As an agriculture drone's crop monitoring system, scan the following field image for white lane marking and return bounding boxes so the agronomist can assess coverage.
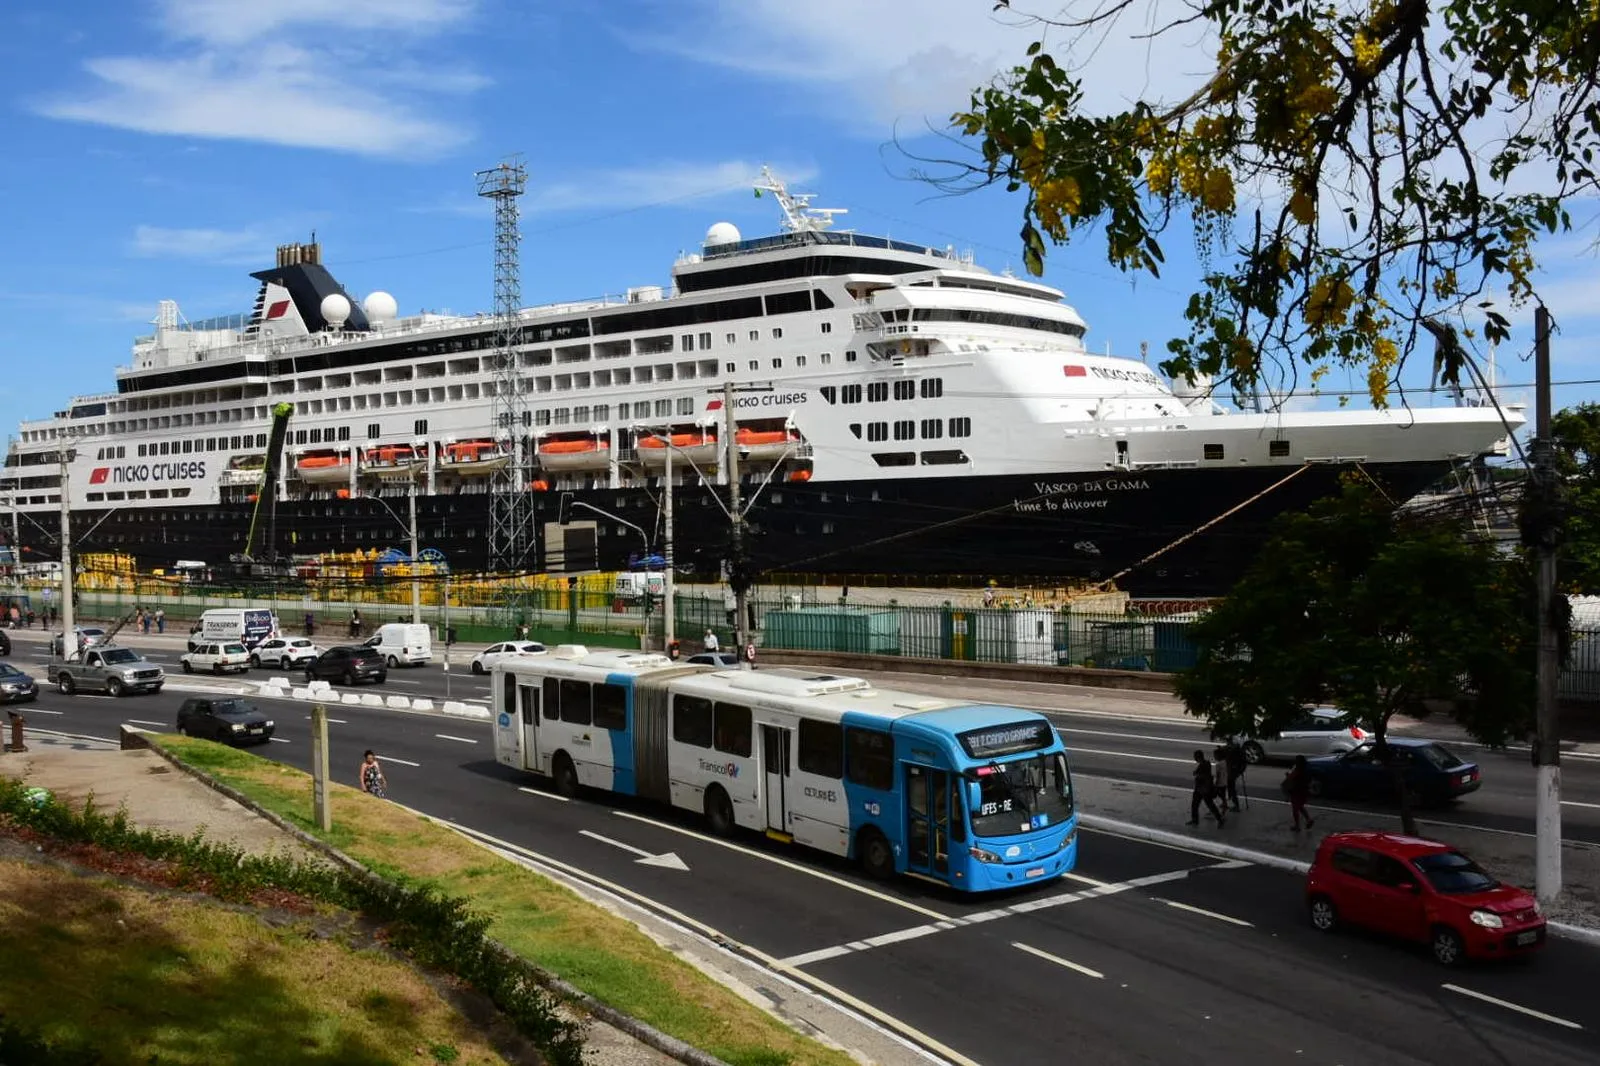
[1441,984,1584,1030]
[464,697,489,704]
[1058,725,1207,746]
[518,785,569,803]
[1156,898,1254,927]
[435,733,479,744]
[780,943,857,967]
[126,719,167,727]
[578,829,690,870]
[1562,800,1600,810]
[612,809,955,922]
[1012,941,1104,979]
[1067,745,1193,766]
[17,707,64,715]
[378,755,422,767]
[386,679,422,687]
[269,737,291,744]
[303,715,348,724]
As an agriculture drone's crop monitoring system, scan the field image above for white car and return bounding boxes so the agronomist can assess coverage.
[1237,707,1370,764]
[181,642,252,675]
[251,637,321,668]
[470,640,547,674]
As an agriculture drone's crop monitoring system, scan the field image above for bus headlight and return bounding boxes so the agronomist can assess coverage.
[1064,827,1078,848]
[968,846,1003,864]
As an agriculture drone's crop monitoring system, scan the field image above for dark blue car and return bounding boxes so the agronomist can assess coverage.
[1303,738,1481,807]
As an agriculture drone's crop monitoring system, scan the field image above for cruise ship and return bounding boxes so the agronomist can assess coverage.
[0,171,1519,595]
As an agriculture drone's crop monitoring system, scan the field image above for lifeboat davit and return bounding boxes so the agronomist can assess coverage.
[296,451,353,485]
[439,439,511,476]
[363,443,427,474]
[735,426,801,462]
[537,436,611,471]
[637,430,719,468]
[219,453,266,488]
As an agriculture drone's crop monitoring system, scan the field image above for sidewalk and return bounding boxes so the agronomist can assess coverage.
[1075,772,1600,933]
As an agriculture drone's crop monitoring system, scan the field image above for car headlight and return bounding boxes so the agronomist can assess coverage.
[264,721,274,729]
[968,846,1004,864]
[1470,909,1503,929]
[231,723,245,733]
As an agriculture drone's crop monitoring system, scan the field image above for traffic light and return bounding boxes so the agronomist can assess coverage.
[557,491,574,525]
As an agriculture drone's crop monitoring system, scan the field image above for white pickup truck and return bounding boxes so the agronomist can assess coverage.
[48,645,166,697]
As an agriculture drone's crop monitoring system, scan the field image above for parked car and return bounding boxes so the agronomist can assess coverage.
[469,640,547,674]
[251,636,321,669]
[1306,831,1545,965]
[1238,707,1369,764]
[0,662,38,702]
[47,645,164,697]
[1302,738,1480,806]
[180,642,252,675]
[685,651,740,669]
[50,627,108,656]
[304,645,388,685]
[175,696,275,745]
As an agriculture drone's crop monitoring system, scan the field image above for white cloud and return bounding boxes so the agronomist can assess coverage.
[129,225,265,261]
[526,160,819,216]
[33,0,478,158]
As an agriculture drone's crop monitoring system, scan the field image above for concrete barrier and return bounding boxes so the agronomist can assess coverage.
[341,692,363,705]
[385,695,411,710]
[411,698,435,712]
[290,687,311,700]
[360,693,385,708]
[269,676,292,688]
[440,701,491,719]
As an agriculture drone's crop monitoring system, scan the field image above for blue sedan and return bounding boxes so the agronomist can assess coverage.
[1302,738,1481,807]
[0,662,39,703]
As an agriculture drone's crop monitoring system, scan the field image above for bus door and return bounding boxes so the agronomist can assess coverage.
[517,683,541,771]
[904,764,951,878]
[494,671,521,768]
[760,724,791,837]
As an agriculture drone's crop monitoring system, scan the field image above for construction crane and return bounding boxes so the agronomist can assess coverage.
[244,402,294,564]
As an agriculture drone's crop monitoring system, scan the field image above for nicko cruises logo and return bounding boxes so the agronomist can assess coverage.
[88,461,208,485]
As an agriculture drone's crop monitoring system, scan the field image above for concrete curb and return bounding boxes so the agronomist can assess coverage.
[1080,812,1600,946]
[135,729,734,1066]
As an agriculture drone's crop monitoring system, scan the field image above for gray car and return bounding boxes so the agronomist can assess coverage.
[1238,707,1370,764]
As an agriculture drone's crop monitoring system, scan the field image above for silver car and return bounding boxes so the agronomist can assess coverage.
[1238,707,1370,764]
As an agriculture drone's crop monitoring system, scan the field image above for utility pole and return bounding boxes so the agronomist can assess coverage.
[408,476,421,625]
[722,382,747,653]
[1532,305,1563,906]
[662,433,676,651]
[310,703,332,832]
[57,442,76,659]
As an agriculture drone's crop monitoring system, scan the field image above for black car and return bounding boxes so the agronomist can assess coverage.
[175,697,275,745]
[0,629,10,656]
[1303,738,1481,807]
[0,662,37,702]
[304,645,388,685]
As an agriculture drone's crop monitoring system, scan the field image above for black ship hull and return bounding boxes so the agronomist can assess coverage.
[28,460,1452,597]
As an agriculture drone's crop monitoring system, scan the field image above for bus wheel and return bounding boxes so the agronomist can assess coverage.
[858,827,894,881]
[703,786,735,838]
[552,753,580,799]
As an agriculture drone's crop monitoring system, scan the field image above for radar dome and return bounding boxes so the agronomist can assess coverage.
[704,222,741,248]
[319,293,351,328]
[363,291,398,323]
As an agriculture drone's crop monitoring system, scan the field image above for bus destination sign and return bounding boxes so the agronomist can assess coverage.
[959,721,1054,760]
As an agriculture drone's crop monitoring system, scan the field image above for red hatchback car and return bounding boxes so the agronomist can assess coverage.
[1306,831,1546,965]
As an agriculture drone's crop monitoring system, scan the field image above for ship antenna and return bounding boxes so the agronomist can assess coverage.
[755,165,848,234]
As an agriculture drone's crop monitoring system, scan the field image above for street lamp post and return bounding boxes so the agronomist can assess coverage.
[408,476,421,625]
[661,433,675,651]
[57,441,77,659]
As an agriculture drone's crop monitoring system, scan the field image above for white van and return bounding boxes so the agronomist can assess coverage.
[188,607,277,651]
[365,622,432,667]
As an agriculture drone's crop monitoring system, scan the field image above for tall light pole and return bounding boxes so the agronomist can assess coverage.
[57,441,77,658]
[408,475,421,625]
[722,381,747,654]
[1532,305,1563,906]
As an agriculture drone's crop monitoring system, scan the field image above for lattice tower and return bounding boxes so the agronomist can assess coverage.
[476,158,532,573]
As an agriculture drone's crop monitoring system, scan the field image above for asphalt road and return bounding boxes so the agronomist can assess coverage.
[6,631,1600,1064]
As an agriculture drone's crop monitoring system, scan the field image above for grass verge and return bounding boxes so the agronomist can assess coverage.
[158,735,857,1066]
[0,857,507,1066]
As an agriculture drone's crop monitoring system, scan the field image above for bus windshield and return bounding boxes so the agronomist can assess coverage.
[970,752,1073,837]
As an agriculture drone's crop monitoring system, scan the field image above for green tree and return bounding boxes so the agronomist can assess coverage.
[1553,403,1600,593]
[1175,480,1537,834]
[951,1,1600,405]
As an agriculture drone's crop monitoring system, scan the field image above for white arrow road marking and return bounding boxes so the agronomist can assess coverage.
[579,829,690,871]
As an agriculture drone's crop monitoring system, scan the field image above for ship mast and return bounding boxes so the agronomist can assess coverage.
[754,166,848,234]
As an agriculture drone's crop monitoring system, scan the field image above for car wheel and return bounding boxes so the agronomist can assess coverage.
[212,663,224,676]
[1308,895,1339,933]
[703,785,735,837]
[1307,777,1326,798]
[1242,741,1265,765]
[58,674,75,695]
[304,667,316,683]
[1432,925,1466,967]
[182,661,193,674]
[387,654,399,669]
[250,654,260,668]
[106,677,125,698]
[552,753,580,799]
[858,827,895,881]
[471,660,485,675]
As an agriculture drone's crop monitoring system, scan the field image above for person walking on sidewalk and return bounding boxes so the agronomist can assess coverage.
[359,750,388,799]
[1285,755,1316,831]
[1188,749,1226,827]
[1222,739,1248,811]
[154,607,166,634]
[1211,745,1229,805]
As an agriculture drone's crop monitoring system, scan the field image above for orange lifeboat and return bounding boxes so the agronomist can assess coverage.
[538,436,611,471]
[639,432,714,449]
[637,429,720,469]
[439,439,511,476]
[787,469,813,482]
[296,452,352,484]
[735,426,801,462]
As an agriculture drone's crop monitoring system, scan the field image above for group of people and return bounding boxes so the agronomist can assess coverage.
[132,606,167,634]
[1189,743,1317,831]
[5,603,36,629]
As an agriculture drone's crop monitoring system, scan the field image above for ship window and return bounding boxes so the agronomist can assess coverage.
[821,322,832,334]
[849,423,862,438]
[1204,443,1224,460]
[948,417,972,438]
[105,491,126,501]
[310,428,324,444]
[765,291,811,316]
[256,433,267,447]
[846,350,858,362]
[867,382,888,403]
[574,405,591,422]
[726,333,736,344]
[772,327,783,339]
[921,378,944,398]
[699,332,712,349]
[521,411,533,427]
[894,380,915,401]
[231,436,243,449]
[677,397,694,416]
[633,402,650,418]
[748,360,758,370]
[797,356,807,367]
[414,419,428,435]
[871,452,916,467]
[594,404,611,421]
[338,426,351,441]
[137,444,147,457]
[367,423,380,439]
[126,490,146,500]
[654,399,672,418]
[921,419,943,439]
[867,422,888,442]
[841,384,862,404]
[86,492,105,503]
[820,386,837,404]
[921,450,969,466]
[772,358,782,368]
[726,362,736,373]
[750,330,759,341]
[554,409,571,425]
[893,420,915,440]
[1270,439,1290,457]
[682,334,695,352]
[821,353,832,365]
[536,410,552,426]
[159,442,171,455]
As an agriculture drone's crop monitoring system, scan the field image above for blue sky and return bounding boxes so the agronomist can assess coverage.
[1,0,1596,447]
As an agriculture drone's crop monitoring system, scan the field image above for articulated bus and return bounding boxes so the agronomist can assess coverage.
[490,646,1078,891]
